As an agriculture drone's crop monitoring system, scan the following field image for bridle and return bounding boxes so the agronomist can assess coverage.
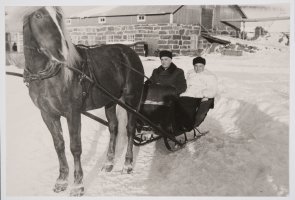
[23,45,63,86]
[23,44,47,55]
[23,11,65,86]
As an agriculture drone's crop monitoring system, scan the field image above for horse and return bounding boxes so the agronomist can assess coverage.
[22,6,144,196]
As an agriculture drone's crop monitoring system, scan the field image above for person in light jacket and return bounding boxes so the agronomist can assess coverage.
[181,56,218,127]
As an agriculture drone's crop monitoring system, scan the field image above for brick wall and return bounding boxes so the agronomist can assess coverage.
[8,23,204,57]
[68,23,202,56]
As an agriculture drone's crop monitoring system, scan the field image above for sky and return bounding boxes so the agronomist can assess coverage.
[5,4,290,32]
[241,4,290,32]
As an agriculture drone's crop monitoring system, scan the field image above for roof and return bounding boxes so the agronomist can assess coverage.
[201,33,231,45]
[70,5,182,18]
[231,5,247,18]
[220,21,241,31]
[240,4,289,19]
[220,16,289,22]
[69,6,117,18]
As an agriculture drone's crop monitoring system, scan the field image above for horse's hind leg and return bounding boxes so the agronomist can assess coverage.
[122,90,142,173]
[102,103,118,172]
[66,111,84,196]
[122,111,136,174]
[41,112,69,193]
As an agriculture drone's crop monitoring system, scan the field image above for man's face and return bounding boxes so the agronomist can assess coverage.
[194,63,205,73]
[161,57,172,69]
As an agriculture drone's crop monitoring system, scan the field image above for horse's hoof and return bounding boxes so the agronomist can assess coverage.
[121,164,133,174]
[101,160,114,172]
[53,182,68,193]
[101,164,113,172]
[70,185,84,196]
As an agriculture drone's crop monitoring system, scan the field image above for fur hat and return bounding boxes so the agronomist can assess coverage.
[193,56,206,65]
[159,50,172,59]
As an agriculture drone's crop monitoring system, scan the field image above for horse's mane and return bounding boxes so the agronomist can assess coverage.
[54,6,82,82]
[54,6,82,67]
[22,6,82,83]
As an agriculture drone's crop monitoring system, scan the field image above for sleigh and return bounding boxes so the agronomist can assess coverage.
[134,83,213,151]
[7,67,213,152]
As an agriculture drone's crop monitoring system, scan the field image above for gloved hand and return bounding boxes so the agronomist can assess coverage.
[144,79,152,85]
[201,97,209,102]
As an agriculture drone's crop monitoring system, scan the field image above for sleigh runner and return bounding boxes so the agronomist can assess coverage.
[134,83,212,151]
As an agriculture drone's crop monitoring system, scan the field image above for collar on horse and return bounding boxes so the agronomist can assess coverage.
[23,45,46,55]
[23,60,61,86]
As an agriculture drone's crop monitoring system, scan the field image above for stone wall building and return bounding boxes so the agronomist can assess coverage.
[5,5,247,56]
[66,5,247,56]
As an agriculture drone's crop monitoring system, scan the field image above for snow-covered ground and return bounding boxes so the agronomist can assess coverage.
[5,40,289,196]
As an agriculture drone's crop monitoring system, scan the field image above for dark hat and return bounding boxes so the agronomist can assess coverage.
[159,50,172,59]
[193,56,206,65]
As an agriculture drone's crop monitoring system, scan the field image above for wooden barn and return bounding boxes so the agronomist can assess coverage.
[67,5,246,56]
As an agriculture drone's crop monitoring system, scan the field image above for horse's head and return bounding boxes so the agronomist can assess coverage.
[28,7,69,62]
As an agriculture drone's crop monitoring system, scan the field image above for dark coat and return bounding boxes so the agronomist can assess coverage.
[149,62,187,95]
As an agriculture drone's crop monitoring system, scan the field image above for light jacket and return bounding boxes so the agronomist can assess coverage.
[181,69,218,98]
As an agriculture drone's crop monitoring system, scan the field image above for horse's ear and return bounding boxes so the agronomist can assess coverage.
[54,6,64,17]
[54,6,62,11]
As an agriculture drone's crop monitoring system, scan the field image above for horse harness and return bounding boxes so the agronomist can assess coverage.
[23,61,62,85]
[23,45,62,85]
[21,44,183,145]
[23,45,94,109]
[22,44,150,110]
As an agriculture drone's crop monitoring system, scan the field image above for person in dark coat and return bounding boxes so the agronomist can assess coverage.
[12,42,17,52]
[148,50,187,95]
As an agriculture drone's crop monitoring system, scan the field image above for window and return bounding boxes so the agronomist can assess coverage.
[137,15,146,22]
[98,17,106,24]
[65,19,71,25]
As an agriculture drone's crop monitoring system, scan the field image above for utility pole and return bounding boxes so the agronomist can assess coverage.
[243,21,245,40]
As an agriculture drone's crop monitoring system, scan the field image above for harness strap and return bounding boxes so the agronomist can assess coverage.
[23,61,61,85]
[77,52,94,110]
[124,63,150,80]
[75,43,150,81]
[23,45,46,55]
[71,51,183,146]
[63,64,183,146]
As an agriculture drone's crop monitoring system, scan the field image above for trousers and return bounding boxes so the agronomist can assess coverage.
[194,98,214,127]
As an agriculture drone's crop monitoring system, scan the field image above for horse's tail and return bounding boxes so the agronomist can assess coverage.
[137,83,146,112]
[118,44,145,112]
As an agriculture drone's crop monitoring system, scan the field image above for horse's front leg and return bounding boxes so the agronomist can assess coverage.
[40,111,69,193]
[66,111,84,196]
[102,103,118,172]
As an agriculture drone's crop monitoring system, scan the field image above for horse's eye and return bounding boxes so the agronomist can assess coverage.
[35,13,42,19]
